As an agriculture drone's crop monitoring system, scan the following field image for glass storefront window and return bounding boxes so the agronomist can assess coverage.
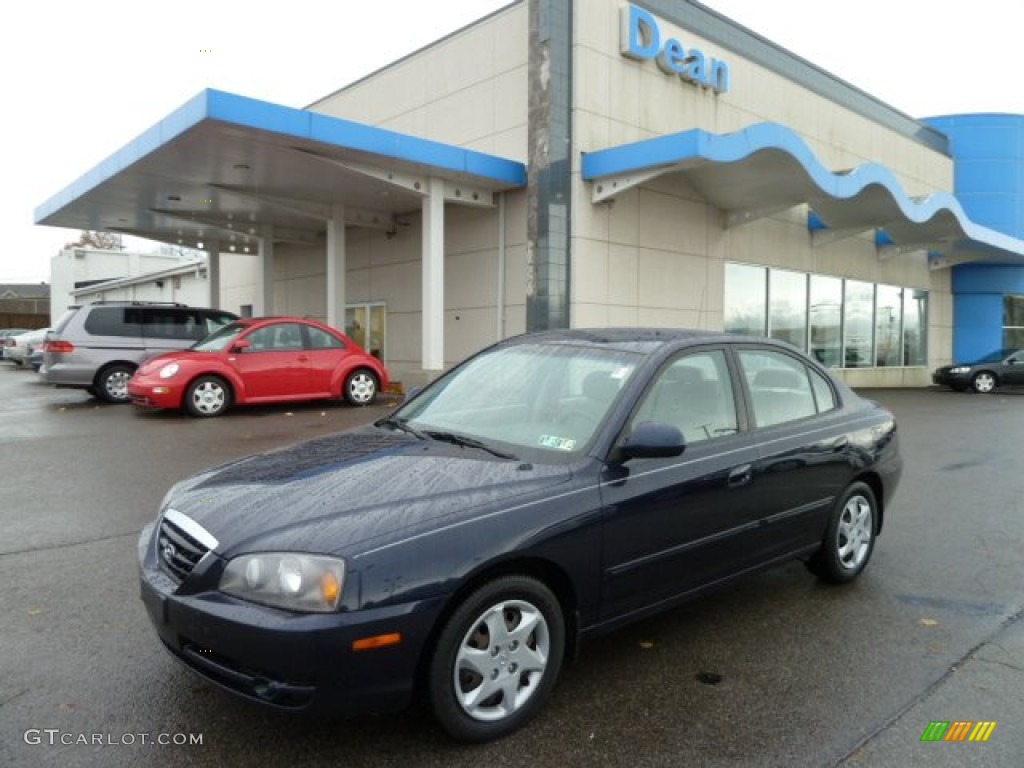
[875,285,903,367]
[843,280,874,368]
[809,275,842,367]
[904,289,928,365]
[768,269,807,349]
[345,303,386,361]
[1003,296,1024,350]
[723,264,928,369]
[724,263,767,336]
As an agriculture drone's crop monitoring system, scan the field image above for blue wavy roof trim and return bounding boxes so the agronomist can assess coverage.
[582,122,1024,260]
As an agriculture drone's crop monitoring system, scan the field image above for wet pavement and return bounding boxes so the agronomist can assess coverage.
[0,363,1021,766]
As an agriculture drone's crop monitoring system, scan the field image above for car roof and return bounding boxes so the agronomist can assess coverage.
[502,327,795,354]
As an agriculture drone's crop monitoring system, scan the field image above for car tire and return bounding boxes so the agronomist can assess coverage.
[808,481,877,584]
[343,369,378,406]
[96,364,136,404]
[185,375,231,417]
[971,371,996,394]
[428,575,565,742]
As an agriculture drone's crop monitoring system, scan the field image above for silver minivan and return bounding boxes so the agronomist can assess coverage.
[41,302,238,403]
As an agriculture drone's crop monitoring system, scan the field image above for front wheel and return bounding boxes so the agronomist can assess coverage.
[428,576,565,742]
[971,371,996,394]
[807,481,877,583]
[343,369,378,406]
[185,376,231,417]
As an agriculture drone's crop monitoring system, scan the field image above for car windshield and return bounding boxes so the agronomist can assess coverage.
[192,322,248,352]
[973,348,1019,364]
[390,342,643,461]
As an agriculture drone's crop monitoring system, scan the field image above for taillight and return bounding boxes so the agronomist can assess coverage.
[45,340,75,353]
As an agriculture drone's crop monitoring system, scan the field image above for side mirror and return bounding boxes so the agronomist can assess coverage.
[230,339,251,353]
[403,385,423,403]
[620,421,686,460]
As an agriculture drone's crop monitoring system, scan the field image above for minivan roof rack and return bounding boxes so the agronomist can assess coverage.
[86,301,190,307]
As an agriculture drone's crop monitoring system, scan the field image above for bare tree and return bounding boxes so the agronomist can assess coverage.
[64,230,124,250]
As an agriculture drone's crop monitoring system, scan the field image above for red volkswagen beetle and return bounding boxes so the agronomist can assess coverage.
[128,317,388,417]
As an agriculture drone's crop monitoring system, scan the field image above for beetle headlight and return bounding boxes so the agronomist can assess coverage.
[220,553,345,613]
[159,363,180,379]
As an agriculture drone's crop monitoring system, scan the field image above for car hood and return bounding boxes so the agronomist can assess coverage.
[136,349,213,374]
[163,426,571,556]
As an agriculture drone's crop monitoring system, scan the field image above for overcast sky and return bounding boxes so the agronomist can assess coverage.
[3,0,1022,283]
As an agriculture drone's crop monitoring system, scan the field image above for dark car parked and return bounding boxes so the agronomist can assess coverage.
[931,347,1024,393]
[138,329,901,741]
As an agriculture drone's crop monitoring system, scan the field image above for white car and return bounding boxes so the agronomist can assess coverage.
[5,328,49,367]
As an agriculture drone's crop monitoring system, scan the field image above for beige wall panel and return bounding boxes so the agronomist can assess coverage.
[636,307,702,328]
[275,276,326,319]
[636,248,711,310]
[368,262,421,313]
[636,190,707,256]
[424,82,497,148]
[572,302,611,328]
[446,251,498,309]
[446,207,500,256]
[368,223,421,266]
[310,5,527,155]
[607,304,639,327]
[445,308,498,365]
[346,269,371,303]
[345,230,372,271]
[573,239,610,304]
[607,186,640,245]
[504,304,526,336]
[607,243,639,306]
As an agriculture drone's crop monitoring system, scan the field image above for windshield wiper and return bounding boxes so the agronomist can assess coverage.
[422,430,518,460]
[376,416,428,440]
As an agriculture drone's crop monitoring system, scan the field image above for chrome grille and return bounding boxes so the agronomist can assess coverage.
[157,509,218,584]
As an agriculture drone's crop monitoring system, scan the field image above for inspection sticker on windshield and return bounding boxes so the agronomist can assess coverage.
[538,435,577,451]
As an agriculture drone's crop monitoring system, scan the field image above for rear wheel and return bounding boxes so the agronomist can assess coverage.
[428,576,565,742]
[96,364,136,403]
[808,481,877,583]
[344,369,378,406]
[185,376,231,417]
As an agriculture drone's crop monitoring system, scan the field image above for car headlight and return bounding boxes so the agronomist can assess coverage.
[159,363,180,379]
[949,366,971,374]
[219,553,345,613]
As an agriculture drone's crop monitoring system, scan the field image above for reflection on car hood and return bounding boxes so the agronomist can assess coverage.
[164,426,571,555]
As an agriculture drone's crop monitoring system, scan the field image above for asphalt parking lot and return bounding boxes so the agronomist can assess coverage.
[1,364,1022,767]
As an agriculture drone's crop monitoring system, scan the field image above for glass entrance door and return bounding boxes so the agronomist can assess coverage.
[345,303,386,362]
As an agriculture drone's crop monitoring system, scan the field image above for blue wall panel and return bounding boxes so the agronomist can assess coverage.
[952,293,1004,362]
[927,115,1024,360]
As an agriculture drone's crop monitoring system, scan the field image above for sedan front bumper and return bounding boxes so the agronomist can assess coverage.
[138,522,446,716]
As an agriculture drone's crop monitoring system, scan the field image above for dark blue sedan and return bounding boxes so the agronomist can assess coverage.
[138,328,901,741]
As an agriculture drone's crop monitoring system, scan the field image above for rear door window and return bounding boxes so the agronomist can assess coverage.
[84,307,142,338]
[738,349,818,427]
[140,309,197,341]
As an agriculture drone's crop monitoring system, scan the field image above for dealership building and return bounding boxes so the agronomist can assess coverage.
[35,0,1024,386]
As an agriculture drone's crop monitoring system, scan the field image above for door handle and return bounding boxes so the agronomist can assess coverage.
[728,464,753,488]
[297,355,310,362]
